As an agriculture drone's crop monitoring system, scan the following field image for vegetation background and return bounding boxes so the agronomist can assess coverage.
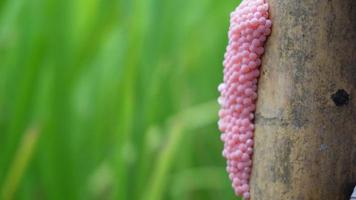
[0,0,241,199]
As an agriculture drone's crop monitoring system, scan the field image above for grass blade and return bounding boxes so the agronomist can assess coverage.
[1,125,40,200]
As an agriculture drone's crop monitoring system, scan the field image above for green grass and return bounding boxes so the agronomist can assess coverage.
[0,0,241,199]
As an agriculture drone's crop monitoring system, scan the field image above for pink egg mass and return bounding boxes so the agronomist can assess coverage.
[218,0,271,199]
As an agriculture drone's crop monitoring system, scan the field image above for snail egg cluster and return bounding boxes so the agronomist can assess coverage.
[218,0,271,199]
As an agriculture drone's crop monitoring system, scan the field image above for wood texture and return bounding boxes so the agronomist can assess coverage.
[250,0,356,199]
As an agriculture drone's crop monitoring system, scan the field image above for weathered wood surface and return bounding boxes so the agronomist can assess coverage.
[250,0,356,199]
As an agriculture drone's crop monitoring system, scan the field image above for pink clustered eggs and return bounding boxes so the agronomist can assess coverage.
[218,0,271,199]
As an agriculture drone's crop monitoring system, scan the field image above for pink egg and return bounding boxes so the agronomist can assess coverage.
[243,192,251,199]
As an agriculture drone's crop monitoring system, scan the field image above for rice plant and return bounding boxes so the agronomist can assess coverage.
[0,0,241,199]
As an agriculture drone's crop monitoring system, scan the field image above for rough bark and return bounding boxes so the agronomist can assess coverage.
[250,0,356,199]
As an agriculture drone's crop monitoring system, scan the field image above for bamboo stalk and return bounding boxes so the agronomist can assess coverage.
[250,0,356,199]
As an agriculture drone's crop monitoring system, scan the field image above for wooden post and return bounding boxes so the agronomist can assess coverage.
[250,0,356,199]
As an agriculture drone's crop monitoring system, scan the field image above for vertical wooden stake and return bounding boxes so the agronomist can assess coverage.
[251,0,356,199]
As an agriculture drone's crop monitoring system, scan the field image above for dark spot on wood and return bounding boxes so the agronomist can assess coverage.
[331,89,349,106]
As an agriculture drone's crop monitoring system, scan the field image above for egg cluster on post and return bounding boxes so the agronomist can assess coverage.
[217,0,271,199]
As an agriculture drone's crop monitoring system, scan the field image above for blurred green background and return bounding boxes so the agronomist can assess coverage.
[0,0,241,199]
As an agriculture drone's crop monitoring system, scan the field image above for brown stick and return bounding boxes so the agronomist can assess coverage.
[250,0,356,199]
